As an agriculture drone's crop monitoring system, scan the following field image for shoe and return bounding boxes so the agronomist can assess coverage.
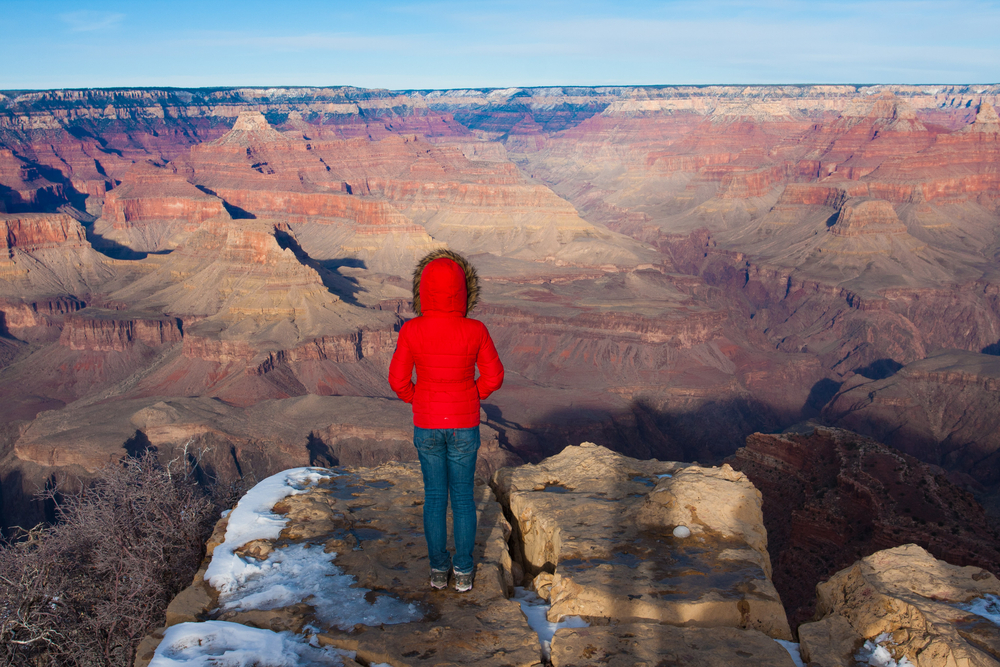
[430,569,449,590]
[454,571,473,593]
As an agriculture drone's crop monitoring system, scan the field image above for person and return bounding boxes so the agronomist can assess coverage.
[388,249,504,593]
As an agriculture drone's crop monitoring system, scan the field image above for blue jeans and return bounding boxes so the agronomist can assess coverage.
[413,426,480,574]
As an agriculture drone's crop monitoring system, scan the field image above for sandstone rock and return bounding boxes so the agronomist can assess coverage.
[800,544,1000,667]
[145,461,541,667]
[164,565,214,627]
[132,627,165,667]
[826,350,1000,487]
[549,623,798,666]
[58,309,182,352]
[492,443,792,640]
[0,212,129,297]
[97,162,227,252]
[211,111,291,147]
[796,614,862,666]
[828,198,907,237]
[959,102,1000,133]
[728,425,1000,629]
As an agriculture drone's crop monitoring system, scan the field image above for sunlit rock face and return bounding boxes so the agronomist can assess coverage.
[1,84,1000,547]
[799,544,1000,667]
[492,443,792,640]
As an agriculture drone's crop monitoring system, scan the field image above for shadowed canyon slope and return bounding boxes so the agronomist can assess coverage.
[2,84,1000,547]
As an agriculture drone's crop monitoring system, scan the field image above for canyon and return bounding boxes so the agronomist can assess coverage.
[2,84,1000,647]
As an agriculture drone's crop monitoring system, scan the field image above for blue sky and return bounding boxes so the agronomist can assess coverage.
[1,0,997,90]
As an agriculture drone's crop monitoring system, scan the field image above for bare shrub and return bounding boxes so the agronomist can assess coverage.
[0,453,219,666]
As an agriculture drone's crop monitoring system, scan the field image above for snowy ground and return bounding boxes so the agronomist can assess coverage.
[218,542,421,630]
[512,586,589,660]
[853,632,914,667]
[160,466,804,666]
[149,621,356,667]
[151,468,422,666]
[774,639,804,666]
[958,593,1000,625]
[205,467,332,594]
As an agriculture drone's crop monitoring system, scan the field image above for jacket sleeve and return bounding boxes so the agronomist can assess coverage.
[474,325,504,400]
[388,327,416,403]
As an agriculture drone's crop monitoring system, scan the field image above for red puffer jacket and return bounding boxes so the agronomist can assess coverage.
[388,250,504,429]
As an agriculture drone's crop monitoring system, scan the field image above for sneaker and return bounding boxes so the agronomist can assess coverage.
[454,571,473,593]
[430,569,449,590]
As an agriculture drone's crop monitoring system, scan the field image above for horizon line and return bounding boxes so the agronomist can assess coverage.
[3,82,1000,96]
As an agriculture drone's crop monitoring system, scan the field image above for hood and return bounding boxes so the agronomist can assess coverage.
[412,249,479,316]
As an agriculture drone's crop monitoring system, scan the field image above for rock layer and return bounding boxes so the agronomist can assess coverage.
[799,544,1000,667]
[492,443,792,640]
[142,444,806,666]
[728,425,1000,629]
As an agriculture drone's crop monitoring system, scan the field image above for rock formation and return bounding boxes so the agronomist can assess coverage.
[0,213,126,297]
[729,425,1000,629]
[96,162,227,252]
[2,83,1000,572]
[136,442,1000,666]
[824,350,1000,488]
[136,444,801,667]
[798,544,1000,667]
[492,443,792,640]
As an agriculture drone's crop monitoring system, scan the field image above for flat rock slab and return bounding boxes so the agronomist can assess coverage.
[549,623,798,667]
[800,544,1000,667]
[492,442,792,640]
[145,461,542,667]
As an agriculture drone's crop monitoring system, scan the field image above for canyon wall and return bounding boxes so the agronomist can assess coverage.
[1,84,1000,551]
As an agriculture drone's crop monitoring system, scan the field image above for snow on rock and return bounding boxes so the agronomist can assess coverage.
[774,639,805,667]
[140,461,543,667]
[218,542,421,630]
[149,621,357,667]
[853,633,914,667]
[513,586,588,660]
[205,467,332,594]
[799,544,1000,667]
[958,593,1000,626]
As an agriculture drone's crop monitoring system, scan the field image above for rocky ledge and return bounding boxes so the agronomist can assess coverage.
[136,444,1000,667]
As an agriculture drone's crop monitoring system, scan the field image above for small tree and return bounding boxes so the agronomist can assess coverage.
[0,453,220,666]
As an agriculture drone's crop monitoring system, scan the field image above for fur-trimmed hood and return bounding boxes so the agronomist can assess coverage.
[411,249,479,316]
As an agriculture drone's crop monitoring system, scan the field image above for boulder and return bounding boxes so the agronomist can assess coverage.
[799,544,1000,667]
[492,442,792,640]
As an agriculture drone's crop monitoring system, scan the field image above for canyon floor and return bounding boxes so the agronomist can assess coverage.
[2,84,1000,645]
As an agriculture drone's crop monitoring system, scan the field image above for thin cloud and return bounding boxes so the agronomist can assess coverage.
[60,11,125,32]
[173,30,416,53]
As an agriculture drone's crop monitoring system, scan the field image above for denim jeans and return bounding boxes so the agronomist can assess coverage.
[413,426,480,574]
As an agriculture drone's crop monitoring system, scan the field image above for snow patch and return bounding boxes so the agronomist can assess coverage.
[774,639,805,667]
[514,586,588,660]
[218,542,421,630]
[149,621,355,667]
[205,467,332,593]
[957,593,1000,626]
[853,632,913,667]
